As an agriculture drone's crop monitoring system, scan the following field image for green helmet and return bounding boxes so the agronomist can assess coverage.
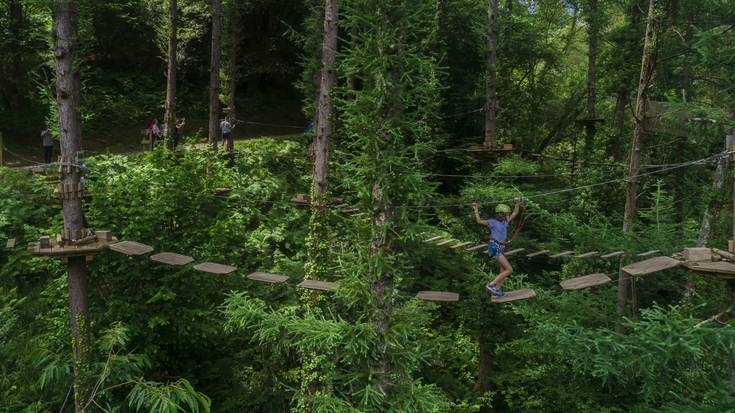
[495,204,512,213]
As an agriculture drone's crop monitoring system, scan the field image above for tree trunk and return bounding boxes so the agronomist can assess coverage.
[483,0,499,148]
[583,0,599,153]
[476,309,493,393]
[697,154,728,246]
[305,0,339,284]
[686,146,729,300]
[226,1,238,154]
[371,201,394,397]
[610,86,629,161]
[208,0,222,148]
[52,1,93,411]
[619,0,658,333]
[9,0,25,111]
[164,0,177,149]
[313,0,338,202]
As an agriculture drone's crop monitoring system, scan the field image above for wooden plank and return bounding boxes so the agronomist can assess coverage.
[526,250,550,258]
[622,256,680,276]
[109,241,154,256]
[193,262,237,274]
[560,273,612,291]
[451,241,474,249]
[213,187,232,196]
[5,239,16,249]
[637,250,660,257]
[247,272,289,284]
[684,261,735,277]
[416,291,460,302]
[297,279,339,291]
[150,252,194,266]
[575,251,599,259]
[96,230,113,242]
[436,239,458,247]
[683,247,711,262]
[466,243,488,252]
[491,288,536,303]
[505,248,525,256]
[600,251,625,259]
[713,248,735,261]
[424,236,443,242]
[550,250,575,258]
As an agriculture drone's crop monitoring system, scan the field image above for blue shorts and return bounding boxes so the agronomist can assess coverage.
[487,241,505,260]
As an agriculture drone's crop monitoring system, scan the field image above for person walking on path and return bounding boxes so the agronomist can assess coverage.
[41,127,54,164]
[472,198,523,296]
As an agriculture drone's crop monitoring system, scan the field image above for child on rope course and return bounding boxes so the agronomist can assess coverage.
[472,198,523,297]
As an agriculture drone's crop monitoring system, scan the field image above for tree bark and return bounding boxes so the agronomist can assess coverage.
[226,1,238,154]
[619,0,658,333]
[371,201,394,397]
[164,0,177,149]
[483,0,499,148]
[313,0,338,202]
[52,1,93,411]
[585,0,598,120]
[9,0,25,111]
[696,154,728,246]
[583,0,599,155]
[208,0,222,148]
[476,310,493,393]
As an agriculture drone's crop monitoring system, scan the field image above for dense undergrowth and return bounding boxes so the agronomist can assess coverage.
[1,137,734,412]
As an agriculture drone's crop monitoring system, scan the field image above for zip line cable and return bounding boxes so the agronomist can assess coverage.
[406,150,732,209]
[5,145,731,213]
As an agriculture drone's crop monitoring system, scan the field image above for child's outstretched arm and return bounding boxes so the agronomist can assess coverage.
[508,198,522,222]
[472,202,487,226]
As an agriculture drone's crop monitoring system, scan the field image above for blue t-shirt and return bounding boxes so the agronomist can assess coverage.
[487,218,508,243]
[220,120,233,134]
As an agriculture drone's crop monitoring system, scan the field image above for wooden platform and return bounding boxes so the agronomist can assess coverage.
[560,273,612,291]
[150,252,194,266]
[5,239,16,249]
[550,250,574,258]
[600,251,625,259]
[247,272,290,284]
[622,256,680,276]
[193,262,237,274]
[28,234,117,257]
[505,248,525,256]
[684,261,735,278]
[416,291,460,302]
[109,241,154,256]
[491,288,536,303]
[297,279,339,291]
[526,250,550,258]
[575,251,599,259]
